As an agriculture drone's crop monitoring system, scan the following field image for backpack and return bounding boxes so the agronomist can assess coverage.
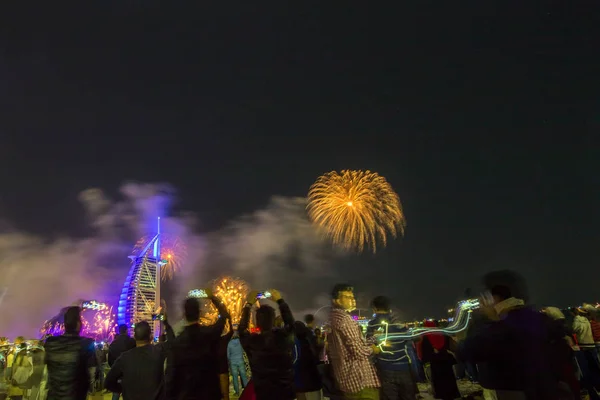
[11,350,34,389]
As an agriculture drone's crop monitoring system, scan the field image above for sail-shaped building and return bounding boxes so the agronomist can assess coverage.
[117,218,165,338]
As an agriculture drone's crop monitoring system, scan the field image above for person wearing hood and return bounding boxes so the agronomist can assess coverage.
[458,270,569,399]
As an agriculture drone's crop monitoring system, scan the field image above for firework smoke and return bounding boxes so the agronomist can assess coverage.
[1,183,339,337]
[0,234,124,338]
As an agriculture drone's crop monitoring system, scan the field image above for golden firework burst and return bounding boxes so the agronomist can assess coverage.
[211,277,250,325]
[307,170,406,253]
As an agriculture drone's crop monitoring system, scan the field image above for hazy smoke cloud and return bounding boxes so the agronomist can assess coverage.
[0,234,125,338]
[194,196,337,314]
[208,196,330,284]
[1,182,340,338]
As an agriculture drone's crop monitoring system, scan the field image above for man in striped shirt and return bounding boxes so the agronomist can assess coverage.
[328,284,381,400]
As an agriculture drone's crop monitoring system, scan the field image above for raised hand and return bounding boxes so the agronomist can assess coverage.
[246,291,259,304]
[161,300,168,320]
[268,289,282,302]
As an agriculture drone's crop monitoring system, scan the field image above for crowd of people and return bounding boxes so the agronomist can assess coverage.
[1,269,599,400]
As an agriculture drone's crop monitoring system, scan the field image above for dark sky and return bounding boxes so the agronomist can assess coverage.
[1,2,599,317]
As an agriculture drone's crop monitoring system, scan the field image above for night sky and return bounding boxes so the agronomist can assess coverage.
[1,3,598,319]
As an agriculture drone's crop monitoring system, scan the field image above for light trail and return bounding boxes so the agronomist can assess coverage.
[371,299,480,343]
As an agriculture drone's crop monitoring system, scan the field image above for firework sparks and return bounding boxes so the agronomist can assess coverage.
[307,170,406,253]
[132,234,188,281]
[40,302,117,342]
[211,277,249,325]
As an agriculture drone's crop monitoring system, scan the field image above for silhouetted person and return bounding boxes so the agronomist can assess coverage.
[108,325,136,367]
[458,269,569,399]
[107,324,136,400]
[44,306,98,400]
[304,314,316,330]
[105,321,167,400]
[238,289,296,400]
[293,321,323,400]
[420,320,460,400]
[218,319,234,400]
[165,288,230,400]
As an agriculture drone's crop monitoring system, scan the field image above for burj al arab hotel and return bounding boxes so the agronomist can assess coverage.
[117,218,166,337]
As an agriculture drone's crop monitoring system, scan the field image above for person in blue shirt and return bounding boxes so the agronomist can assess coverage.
[227,331,248,396]
[366,296,417,400]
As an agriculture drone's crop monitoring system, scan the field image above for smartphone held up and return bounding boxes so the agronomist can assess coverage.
[152,314,165,321]
[188,289,208,298]
[256,291,272,300]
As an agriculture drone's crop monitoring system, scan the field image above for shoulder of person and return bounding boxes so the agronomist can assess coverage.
[44,336,58,344]
[81,337,95,349]
[330,309,348,320]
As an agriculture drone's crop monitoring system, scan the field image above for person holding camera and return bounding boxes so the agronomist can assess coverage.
[165,287,230,400]
[238,289,296,400]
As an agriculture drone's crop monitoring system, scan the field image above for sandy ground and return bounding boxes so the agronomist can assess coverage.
[97,379,484,400]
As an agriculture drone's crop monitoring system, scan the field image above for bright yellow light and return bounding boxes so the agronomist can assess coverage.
[307,170,406,253]
[208,277,249,325]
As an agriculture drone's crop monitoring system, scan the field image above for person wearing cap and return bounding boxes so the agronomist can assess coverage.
[573,307,595,350]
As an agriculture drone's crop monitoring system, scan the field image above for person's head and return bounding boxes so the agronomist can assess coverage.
[184,297,201,323]
[14,336,25,345]
[118,324,128,336]
[304,314,315,328]
[371,296,391,314]
[574,307,589,318]
[256,305,276,331]
[314,328,321,337]
[64,307,82,334]
[133,321,152,344]
[482,270,529,305]
[331,283,356,312]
